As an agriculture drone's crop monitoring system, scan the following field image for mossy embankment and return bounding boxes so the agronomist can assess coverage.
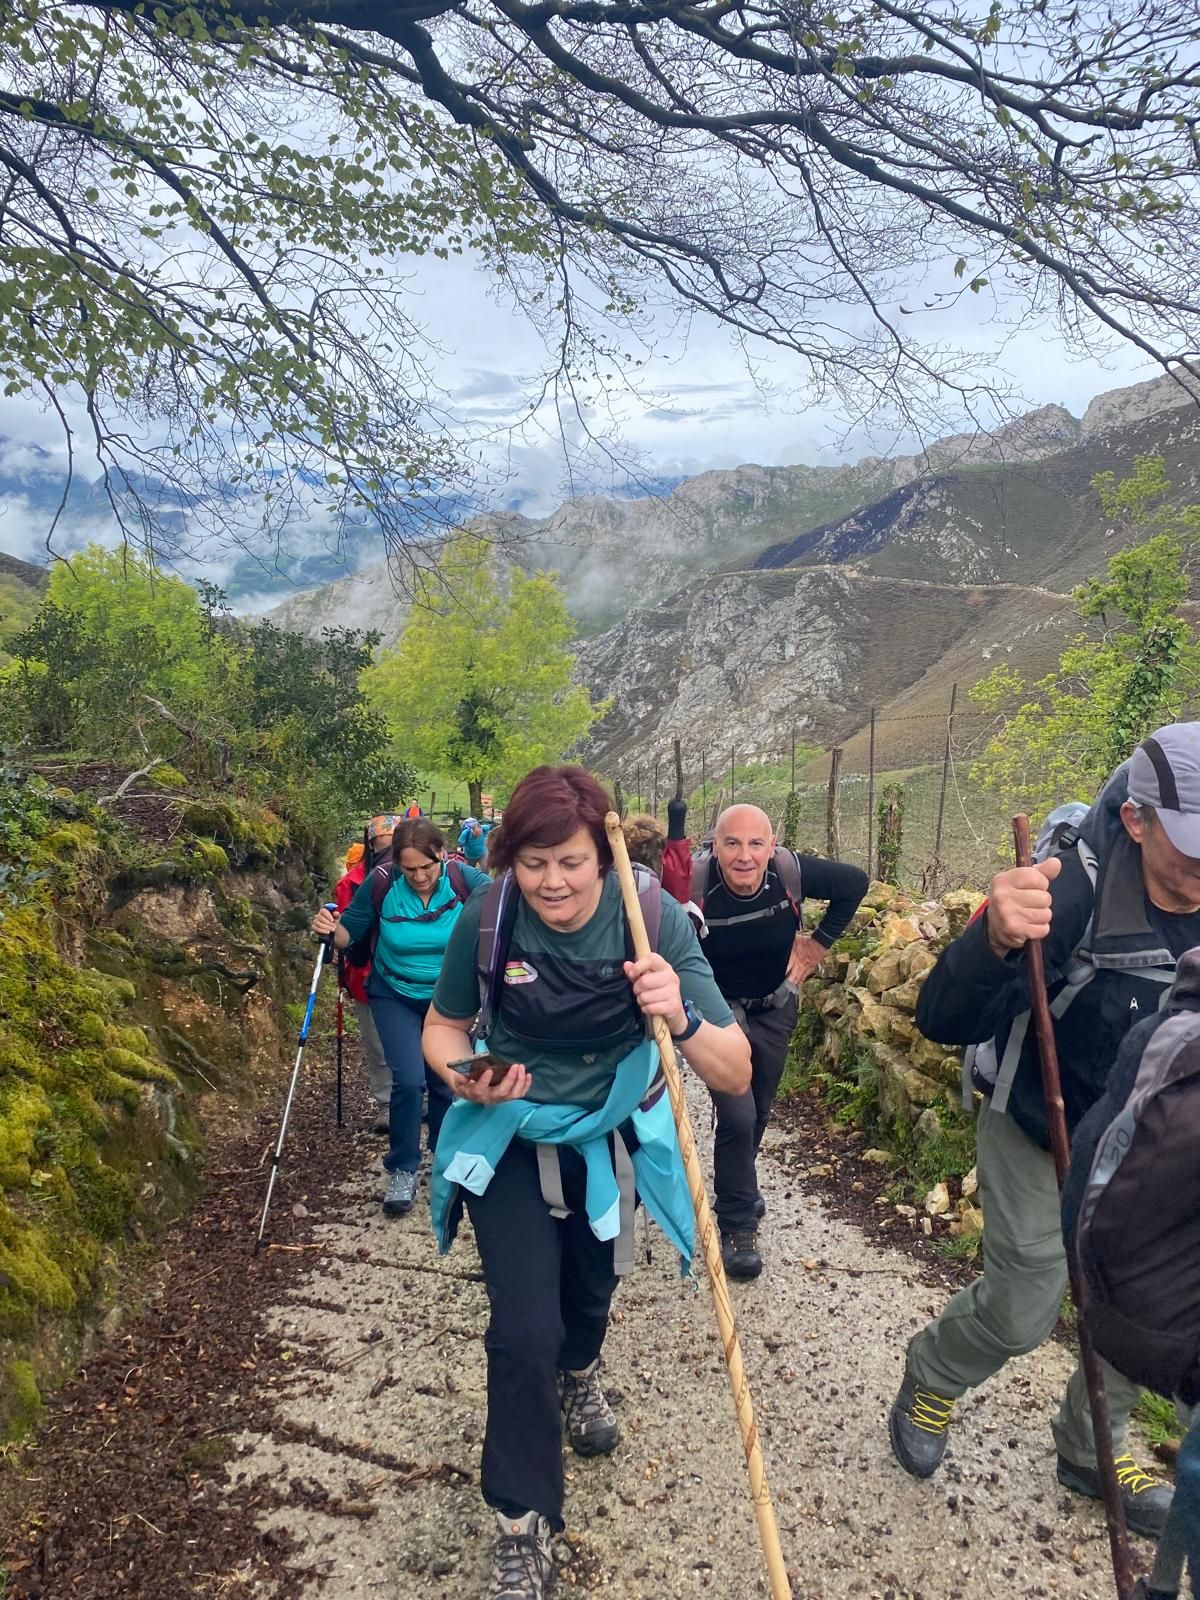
[0,755,323,1439]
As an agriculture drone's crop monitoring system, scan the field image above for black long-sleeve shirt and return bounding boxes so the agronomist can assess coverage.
[700,852,868,1002]
[916,849,1200,1147]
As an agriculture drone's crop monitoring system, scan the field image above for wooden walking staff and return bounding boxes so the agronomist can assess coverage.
[605,812,793,1600]
[1012,815,1134,1600]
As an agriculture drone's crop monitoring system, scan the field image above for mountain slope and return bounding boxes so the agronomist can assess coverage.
[572,376,1200,776]
[0,552,48,661]
[264,398,1085,640]
[753,378,1200,591]
[576,566,1077,774]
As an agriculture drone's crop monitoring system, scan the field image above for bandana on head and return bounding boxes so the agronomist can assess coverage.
[367,813,400,843]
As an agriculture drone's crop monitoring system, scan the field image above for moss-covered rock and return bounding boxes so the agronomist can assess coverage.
[3,1358,41,1439]
[0,759,316,1442]
[102,1046,180,1087]
[148,764,188,790]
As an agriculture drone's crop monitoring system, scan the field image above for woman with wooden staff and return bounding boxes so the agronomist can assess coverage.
[421,765,752,1600]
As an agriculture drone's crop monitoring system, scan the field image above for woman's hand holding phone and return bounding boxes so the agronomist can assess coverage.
[447,1053,532,1104]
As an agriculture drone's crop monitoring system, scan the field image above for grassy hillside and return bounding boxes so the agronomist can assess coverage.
[0,555,47,663]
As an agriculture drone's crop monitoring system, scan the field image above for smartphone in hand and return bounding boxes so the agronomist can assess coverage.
[447,1052,509,1087]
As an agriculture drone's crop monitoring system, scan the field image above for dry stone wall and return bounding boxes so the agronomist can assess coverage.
[797,879,988,1234]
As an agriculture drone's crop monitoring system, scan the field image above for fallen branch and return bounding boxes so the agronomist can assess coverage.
[97,757,164,807]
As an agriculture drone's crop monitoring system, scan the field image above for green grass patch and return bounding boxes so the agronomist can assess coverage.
[1135,1391,1185,1450]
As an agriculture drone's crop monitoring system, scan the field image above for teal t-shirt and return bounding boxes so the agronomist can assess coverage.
[339,862,491,1002]
[432,872,735,1106]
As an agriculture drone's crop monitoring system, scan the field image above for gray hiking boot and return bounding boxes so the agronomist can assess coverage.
[560,1359,619,1456]
[381,1169,417,1216]
[888,1373,957,1478]
[490,1509,553,1599]
[1056,1451,1174,1539]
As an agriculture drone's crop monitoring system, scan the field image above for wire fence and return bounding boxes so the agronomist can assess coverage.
[598,689,1018,892]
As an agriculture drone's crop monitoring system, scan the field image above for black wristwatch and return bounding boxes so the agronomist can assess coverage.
[669,998,703,1043]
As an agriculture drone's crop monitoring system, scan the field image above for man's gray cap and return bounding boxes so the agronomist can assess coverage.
[1127,723,1200,857]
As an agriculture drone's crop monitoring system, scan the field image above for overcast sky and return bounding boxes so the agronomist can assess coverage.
[0,240,1161,578]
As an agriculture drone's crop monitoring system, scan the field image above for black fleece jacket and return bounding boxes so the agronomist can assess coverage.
[915,849,1200,1148]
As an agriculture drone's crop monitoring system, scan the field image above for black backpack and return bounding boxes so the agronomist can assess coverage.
[474,865,664,1038]
[1064,948,1200,1404]
[344,859,472,969]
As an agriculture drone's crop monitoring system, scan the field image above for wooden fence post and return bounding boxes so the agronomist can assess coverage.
[826,747,843,860]
[867,708,877,879]
[932,683,958,869]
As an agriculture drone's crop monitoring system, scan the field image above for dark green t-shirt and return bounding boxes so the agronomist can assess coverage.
[432,872,735,1107]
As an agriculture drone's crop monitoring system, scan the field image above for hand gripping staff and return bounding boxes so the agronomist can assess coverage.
[605,814,793,1600]
[255,904,337,1252]
[1012,816,1133,1600]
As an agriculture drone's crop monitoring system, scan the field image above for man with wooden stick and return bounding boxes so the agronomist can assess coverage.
[889,724,1200,1539]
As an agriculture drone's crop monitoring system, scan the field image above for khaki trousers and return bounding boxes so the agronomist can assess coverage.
[907,1100,1142,1468]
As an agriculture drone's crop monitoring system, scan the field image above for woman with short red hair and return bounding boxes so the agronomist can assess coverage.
[423,765,749,1600]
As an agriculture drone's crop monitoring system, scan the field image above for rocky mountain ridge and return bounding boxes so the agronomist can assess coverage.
[572,376,1200,776]
[264,369,1197,649]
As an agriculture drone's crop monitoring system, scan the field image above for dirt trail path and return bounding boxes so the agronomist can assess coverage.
[227,1076,1133,1600]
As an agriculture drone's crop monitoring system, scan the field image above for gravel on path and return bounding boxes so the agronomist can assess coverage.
[2,1050,1151,1600]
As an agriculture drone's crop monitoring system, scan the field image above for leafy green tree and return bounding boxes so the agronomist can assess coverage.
[365,536,603,813]
[3,545,410,835]
[970,458,1200,819]
[7,547,236,754]
[1,1,1198,569]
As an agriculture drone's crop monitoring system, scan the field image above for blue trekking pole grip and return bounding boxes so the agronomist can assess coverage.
[297,903,338,1044]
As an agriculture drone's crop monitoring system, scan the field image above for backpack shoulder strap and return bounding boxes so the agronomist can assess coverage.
[476,872,517,1038]
[632,864,663,953]
[446,859,471,906]
[370,863,393,917]
[690,852,710,908]
[772,846,803,919]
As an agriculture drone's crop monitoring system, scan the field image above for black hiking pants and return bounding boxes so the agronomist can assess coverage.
[709,992,798,1233]
[464,1138,618,1529]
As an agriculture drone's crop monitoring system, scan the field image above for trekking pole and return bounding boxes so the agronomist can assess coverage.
[255,907,336,1252]
[1012,815,1134,1600]
[605,813,792,1600]
[335,953,345,1130]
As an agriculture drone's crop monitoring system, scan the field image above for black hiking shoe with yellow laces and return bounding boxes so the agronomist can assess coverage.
[1056,1451,1174,1540]
[490,1510,553,1600]
[560,1359,619,1457]
[888,1374,957,1478]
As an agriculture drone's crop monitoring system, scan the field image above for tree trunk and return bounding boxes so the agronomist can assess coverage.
[468,779,483,816]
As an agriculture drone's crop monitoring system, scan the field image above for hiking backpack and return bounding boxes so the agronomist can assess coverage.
[474,864,664,1039]
[1066,954,1200,1403]
[688,846,803,929]
[962,763,1178,1110]
[344,858,472,968]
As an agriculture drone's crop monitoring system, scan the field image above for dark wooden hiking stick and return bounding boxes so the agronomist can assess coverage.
[673,736,684,802]
[1013,814,1134,1600]
[606,814,792,1600]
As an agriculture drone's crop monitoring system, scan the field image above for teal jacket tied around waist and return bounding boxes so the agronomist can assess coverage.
[431,1038,694,1270]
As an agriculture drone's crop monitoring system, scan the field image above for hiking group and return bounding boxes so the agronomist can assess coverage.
[305,733,1200,1600]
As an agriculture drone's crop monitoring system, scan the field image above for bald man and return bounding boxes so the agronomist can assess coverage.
[695,805,868,1278]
